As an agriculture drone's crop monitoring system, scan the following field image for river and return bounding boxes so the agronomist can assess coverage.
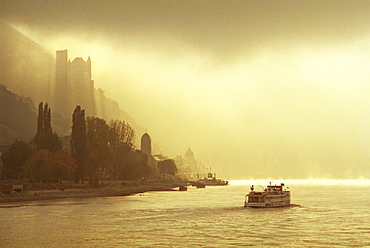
[1,180,370,247]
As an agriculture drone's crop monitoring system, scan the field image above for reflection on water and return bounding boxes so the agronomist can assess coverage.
[1,180,370,247]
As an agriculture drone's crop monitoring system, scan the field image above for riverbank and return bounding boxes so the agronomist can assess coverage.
[0,181,175,203]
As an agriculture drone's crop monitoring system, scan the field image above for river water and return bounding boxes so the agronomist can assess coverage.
[1,180,370,247]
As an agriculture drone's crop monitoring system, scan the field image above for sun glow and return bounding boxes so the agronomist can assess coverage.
[230,179,370,187]
[7,17,370,179]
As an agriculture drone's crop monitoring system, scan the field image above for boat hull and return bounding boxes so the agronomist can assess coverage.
[244,183,291,208]
[244,200,291,208]
[197,179,228,186]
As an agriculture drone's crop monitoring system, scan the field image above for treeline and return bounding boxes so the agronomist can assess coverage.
[1,103,152,184]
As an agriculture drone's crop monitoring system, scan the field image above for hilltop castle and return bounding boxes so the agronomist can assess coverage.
[55,50,96,117]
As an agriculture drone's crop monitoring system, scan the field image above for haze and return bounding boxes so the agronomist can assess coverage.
[1,0,370,179]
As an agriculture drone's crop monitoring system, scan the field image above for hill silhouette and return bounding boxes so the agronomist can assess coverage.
[0,85,36,143]
[0,22,144,143]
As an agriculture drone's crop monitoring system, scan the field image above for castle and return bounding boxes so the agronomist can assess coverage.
[55,50,96,117]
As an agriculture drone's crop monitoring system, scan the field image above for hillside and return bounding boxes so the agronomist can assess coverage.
[0,85,36,143]
[0,21,144,142]
[0,21,53,106]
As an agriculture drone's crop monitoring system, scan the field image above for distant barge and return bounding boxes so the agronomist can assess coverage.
[244,182,290,208]
[197,173,228,186]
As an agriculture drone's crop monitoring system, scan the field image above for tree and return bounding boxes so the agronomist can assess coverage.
[71,106,87,182]
[43,103,52,134]
[157,159,178,177]
[33,102,62,152]
[51,149,77,183]
[1,140,33,180]
[30,149,53,182]
[119,150,150,180]
[36,102,52,134]
[108,120,135,179]
[86,117,112,186]
[37,102,44,134]
[108,120,135,149]
[28,148,76,183]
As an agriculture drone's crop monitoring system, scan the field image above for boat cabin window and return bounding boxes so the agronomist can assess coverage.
[248,196,260,203]
[267,186,282,191]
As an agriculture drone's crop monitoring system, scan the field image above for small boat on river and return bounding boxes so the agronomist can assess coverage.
[197,173,228,186]
[244,182,290,208]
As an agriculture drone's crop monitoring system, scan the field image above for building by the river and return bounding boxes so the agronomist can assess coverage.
[140,132,158,174]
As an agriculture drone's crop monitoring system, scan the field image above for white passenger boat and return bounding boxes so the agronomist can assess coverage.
[244,182,291,208]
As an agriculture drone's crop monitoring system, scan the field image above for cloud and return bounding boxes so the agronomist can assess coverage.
[2,0,370,61]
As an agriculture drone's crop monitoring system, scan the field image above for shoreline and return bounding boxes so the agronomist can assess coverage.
[0,182,175,204]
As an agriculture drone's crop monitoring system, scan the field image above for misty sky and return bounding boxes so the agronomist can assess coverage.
[1,0,370,179]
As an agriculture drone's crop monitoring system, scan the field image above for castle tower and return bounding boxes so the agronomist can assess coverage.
[54,50,96,117]
[55,50,70,115]
[141,132,152,157]
[185,147,194,161]
[185,147,197,173]
[56,50,68,85]
[141,132,157,174]
[69,57,96,116]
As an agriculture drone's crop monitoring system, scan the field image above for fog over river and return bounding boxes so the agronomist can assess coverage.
[1,1,370,179]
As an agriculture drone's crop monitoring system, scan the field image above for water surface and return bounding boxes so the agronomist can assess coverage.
[1,180,369,247]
